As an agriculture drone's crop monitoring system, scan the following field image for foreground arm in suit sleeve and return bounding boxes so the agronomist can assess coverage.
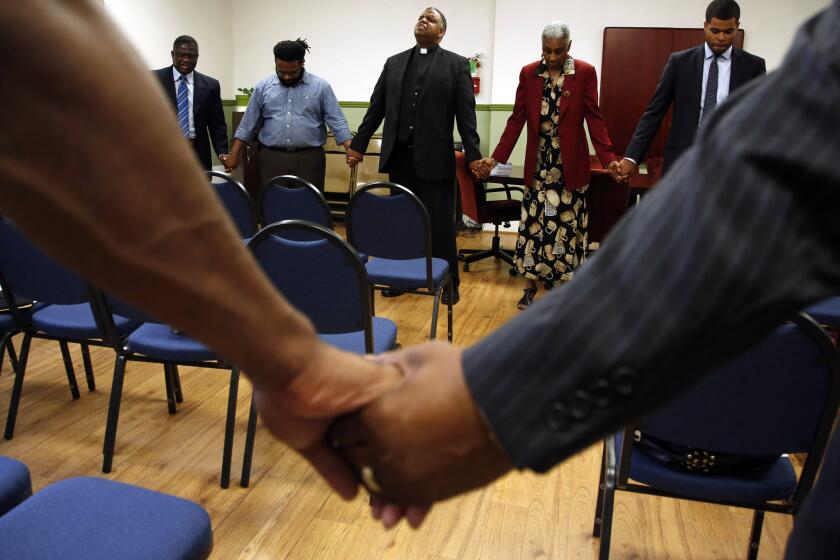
[331,2,840,513]
[0,0,402,500]
[622,52,678,165]
[206,75,229,158]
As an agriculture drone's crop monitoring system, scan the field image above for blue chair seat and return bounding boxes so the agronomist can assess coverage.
[125,323,217,363]
[365,257,449,289]
[0,476,212,559]
[31,304,138,339]
[319,317,398,354]
[0,456,32,517]
[1,302,49,330]
[615,432,797,504]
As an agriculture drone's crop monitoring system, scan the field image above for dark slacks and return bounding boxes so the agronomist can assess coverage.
[387,145,459,286]
[258,145,326,192]
[784,427,840,558]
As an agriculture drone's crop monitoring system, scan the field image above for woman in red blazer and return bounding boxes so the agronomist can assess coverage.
[483,22,621,309]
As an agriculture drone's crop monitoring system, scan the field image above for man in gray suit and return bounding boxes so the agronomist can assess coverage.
[617,0,765,178]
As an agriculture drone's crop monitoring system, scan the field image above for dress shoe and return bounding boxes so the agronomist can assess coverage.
[381,289,405,298]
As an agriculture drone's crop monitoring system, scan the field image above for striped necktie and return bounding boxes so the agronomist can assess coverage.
[700,54,721,125]
[177,74,190,137]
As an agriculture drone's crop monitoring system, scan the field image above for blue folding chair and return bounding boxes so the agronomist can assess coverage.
[205,170,258,237]
[0,219,140,440]
[89,291,240,488]
[239,220,397,487]
[346,182,453,341]
[259,175,333,232]
[593,312,840,560]
[0,474,212,559]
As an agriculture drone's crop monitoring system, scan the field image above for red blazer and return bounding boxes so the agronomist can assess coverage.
[492,59,617,191]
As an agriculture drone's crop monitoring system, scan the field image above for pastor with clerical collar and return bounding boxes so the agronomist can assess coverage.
[348,7,484,306]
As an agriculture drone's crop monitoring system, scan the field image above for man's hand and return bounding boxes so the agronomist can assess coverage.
[329,342,514,524]
[221,152,240,172]
[469,159,489,180]
[617,158,637,181]
[252,342,404,499]
[346,147,364,168]
[607,160,624,183]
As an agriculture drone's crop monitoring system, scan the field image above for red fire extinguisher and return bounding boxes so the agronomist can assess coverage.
[469,54,482,95]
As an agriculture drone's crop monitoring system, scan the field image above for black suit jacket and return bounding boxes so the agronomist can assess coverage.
[153,66,228,170]
[463,7,840,556]
[624,44,766,171]
[350,46,481,181]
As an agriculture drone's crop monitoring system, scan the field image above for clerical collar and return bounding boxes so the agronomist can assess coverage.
[415,44,439,55]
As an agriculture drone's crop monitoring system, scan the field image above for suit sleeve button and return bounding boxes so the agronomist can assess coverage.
[568,390,592,420]
[543,401,568,432]
[591,379,612,407]
[611,367,637,396]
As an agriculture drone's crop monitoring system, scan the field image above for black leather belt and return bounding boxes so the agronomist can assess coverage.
[259,144,322,153]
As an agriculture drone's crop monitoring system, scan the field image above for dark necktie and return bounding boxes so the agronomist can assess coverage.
[701,54,721,124]
[177,75,190,137]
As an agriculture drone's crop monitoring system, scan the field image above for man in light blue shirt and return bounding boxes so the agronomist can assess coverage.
[223,39,352,192]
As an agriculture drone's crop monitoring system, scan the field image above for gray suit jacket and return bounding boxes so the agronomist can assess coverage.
[624,44,766,172]
[463,2,840,476]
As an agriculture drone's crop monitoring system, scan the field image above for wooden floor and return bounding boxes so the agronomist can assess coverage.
[0,230,793,559]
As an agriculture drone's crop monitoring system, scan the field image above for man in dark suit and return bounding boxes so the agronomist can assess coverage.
[617,0,765,177]
[152,35,228,170]
[330,2,840,556]
[347,7,484,304]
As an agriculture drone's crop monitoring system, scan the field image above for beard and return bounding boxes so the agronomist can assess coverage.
[278,70,303,87]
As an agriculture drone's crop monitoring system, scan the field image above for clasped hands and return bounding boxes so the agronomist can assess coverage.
[251,341,513,529]
[469,158,638,183]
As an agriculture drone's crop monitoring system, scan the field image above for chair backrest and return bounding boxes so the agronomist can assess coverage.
[639,314,840,457]
[205,171,258,237]
[346,182,432,263]
[0,219,89,307]
[247,221,372,350]
[259,175,333,237]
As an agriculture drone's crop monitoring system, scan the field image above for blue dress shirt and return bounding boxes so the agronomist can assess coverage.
[234,70,352,149]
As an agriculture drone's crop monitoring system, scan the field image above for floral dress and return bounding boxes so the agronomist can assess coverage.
[515,58,588,284]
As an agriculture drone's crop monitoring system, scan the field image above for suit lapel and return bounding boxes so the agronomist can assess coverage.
[688,45,705,115]
[389,49,412,112]
[730,48,743,89]
[192,72,203,118]
[164,66,178,109]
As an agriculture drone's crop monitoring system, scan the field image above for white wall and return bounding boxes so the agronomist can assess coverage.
[104,0,233,93]
[103,0,830,102]
[232,1,497,103]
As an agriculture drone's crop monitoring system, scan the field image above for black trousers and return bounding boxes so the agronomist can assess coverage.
[387,145,459,286]
[784,426,840,558]
[258,145,326,192]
